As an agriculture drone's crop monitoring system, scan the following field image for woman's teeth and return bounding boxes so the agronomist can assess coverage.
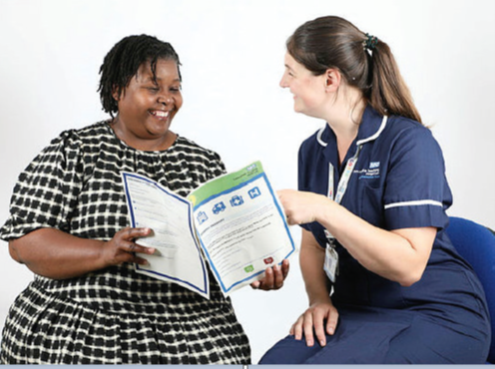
[152,110,169,118]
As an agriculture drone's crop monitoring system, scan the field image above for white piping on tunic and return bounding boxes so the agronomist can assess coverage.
[384,199,443,210]
[356,116,388,146]
[316,115,388,147]
[317,126,327,147]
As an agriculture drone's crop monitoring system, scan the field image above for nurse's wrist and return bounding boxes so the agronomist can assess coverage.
[314,195,335,224]
[309,292,333,306]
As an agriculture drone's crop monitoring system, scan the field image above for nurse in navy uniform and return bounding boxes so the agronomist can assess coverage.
[259,16,490,364]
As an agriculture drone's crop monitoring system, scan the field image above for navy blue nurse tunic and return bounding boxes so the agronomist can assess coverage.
[259,106,490,364]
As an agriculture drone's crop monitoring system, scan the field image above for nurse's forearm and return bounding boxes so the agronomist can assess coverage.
[315,197,434,287]
[300,230,332,305]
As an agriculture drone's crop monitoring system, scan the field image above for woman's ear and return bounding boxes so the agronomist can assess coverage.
[112,86,120,101]
[324,68,342,92]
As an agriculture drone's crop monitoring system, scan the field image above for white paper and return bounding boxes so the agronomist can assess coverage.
[189,162,295,295]
[122,172,209,299]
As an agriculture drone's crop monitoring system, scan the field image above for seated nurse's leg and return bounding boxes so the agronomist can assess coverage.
[384,315,489,364]
[258,335,324,364]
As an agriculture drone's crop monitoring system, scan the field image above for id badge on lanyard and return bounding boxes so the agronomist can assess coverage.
[324,230,339,283]
[323,145,362,283]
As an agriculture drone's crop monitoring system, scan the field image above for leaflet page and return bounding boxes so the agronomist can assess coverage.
[188,161,295,295]
[122,172,209,299]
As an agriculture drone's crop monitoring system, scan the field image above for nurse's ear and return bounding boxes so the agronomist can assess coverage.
[324,68,342,93]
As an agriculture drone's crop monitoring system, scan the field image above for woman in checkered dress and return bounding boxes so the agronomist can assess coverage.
[0,34,281,364]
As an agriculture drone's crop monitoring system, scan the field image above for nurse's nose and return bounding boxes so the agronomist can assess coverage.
[279,73,288,88]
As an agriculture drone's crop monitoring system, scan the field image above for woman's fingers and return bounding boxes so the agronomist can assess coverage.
[122,227,152,241]
[272,265,285,289]
[132,255,150,265]
[251,260,290,291]
[281,259,290,278]
[250,280,261,289]
[262,267,275,289]
[122,240,155,255]
[116,227,154,254]
[102,227,155,267]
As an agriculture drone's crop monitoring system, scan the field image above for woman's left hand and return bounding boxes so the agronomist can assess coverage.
[251,259,290,291]
[277,189,328,225]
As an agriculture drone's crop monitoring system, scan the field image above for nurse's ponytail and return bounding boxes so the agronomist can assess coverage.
[368,38,422,123]
[287,16,422,124]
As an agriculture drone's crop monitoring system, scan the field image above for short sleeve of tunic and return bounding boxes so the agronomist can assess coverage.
[0,130,83,240]
[383,126,451,230]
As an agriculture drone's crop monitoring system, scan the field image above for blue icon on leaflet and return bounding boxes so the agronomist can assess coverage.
[197,211,208,225]
[230,195,244,207]
[248,187,261,199]
[212,202,226,214]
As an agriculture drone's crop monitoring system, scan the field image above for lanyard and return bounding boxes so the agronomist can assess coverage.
[324,144,362,244]
[323,114,386,283]
[327,144,362,205]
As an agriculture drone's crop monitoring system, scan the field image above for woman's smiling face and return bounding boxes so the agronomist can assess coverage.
[113,58,183,150]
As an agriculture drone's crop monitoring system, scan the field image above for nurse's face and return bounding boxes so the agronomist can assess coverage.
[279,53,327,118]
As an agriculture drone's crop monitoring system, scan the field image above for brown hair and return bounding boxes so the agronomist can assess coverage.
[287,16,422,124]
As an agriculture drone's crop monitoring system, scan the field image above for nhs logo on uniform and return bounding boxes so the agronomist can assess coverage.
[355,161,380,179]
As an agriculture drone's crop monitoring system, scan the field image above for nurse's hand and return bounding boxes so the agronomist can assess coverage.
[250,259,290,291]
[277,189,330,225]
[290,299,339,347]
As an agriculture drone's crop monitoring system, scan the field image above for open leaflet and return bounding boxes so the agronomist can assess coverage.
[122,161,295,299]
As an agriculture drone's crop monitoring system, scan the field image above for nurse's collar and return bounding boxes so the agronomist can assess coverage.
[317,115,388,148]
[356,115,388,146]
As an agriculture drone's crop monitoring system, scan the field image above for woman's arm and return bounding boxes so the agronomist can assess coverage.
[291,229,339,347]
[279,190,436,287]
[8,227,156,279]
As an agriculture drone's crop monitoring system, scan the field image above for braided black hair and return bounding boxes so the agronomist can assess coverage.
[98,34,182,117]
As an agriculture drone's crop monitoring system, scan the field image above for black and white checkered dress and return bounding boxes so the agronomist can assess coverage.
[0,121,251,364]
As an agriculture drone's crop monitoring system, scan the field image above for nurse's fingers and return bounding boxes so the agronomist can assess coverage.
[326,307,339,335]
[313,310,327,346]
[303,312,315,347]
[291,316,304,340]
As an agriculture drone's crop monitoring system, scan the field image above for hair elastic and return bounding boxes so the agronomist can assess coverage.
[363,33,378,50]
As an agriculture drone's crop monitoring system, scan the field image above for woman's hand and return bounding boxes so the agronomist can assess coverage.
[277,189,329,225]
[291,299,339,347]
[8,227,156,279]
[100,227,156,267]
[250,259,290,291]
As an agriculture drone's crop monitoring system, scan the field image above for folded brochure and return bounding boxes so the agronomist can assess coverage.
[122,161,295,299]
